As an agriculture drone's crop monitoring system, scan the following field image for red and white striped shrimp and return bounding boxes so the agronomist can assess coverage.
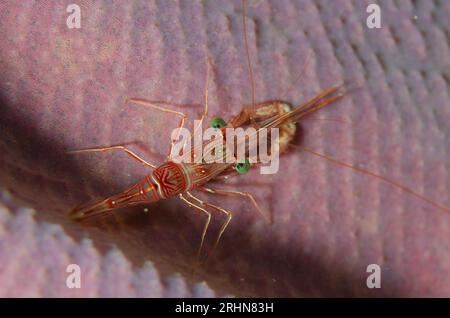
[69,0,450,260]
[68,78,345,257]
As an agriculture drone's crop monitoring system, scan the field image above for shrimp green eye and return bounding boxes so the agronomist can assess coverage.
[210,117,227,129]
[235,159,251,174]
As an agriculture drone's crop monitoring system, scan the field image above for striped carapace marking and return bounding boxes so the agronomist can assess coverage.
[105,175,160,208]
[151,161,191,198]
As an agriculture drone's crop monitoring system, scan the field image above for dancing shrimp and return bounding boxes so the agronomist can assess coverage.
[68,64,345,256]
[69,0,450,259]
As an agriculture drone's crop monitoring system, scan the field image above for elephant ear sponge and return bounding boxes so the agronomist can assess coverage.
[0,0,449,298]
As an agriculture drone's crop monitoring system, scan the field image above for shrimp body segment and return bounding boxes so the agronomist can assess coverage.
[71,161,231,220]
[70,174,160,220]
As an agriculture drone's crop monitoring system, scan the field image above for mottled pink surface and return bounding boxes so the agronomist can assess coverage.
[0,0,449,297]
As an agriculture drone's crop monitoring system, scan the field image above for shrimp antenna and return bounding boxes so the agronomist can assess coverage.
[297,146,450,215]
[242,0,256,125]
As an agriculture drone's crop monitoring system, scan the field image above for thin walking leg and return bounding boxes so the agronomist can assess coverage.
[197,186,271,223]
[186,191,233,257]
[179,193,212,259]
[194,57,212,134]
[188,57,213,163]
[67,145,157,168]
[126,98,187,159]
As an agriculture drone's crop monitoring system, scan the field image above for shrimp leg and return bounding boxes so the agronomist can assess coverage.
[186,191,233,258]
[194,57,212,134]
[126,98,187,160]
[126,58,212,160]
[179,193,212,259]
[197,186,270,223]
[67,145,157,168]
